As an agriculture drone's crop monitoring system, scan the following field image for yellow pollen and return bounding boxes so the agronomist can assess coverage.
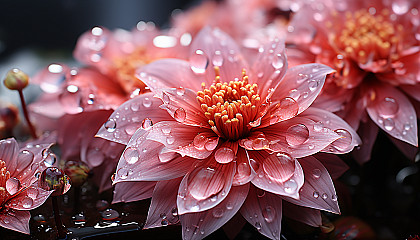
[334,8,401,65]
[0,160,11,206]
[197,67,261,140]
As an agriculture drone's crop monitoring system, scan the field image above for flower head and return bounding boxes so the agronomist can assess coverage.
[97,27,360,239]
[287,0,419,163]
[0,138,54,234]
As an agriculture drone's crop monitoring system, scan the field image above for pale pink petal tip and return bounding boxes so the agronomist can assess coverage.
[0,209,31,234]
[112,181,156,204]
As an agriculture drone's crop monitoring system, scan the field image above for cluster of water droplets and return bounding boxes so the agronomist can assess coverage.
[158,208,179,227]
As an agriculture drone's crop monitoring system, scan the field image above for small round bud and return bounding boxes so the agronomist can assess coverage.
[39,167,72,196]
[64,161,90,187]
[4,68,29,91]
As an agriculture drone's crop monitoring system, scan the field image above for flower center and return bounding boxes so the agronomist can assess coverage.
[332,8,402,65]
[0,160,11,207]
[197,67,262,140]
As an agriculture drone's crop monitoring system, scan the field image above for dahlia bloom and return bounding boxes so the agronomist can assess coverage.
[286,0,419,163]
[0,138,54,234]
[97,27,360,239]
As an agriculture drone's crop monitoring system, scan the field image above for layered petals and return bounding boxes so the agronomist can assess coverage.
[240,185,283,240]
[180,184,249,240]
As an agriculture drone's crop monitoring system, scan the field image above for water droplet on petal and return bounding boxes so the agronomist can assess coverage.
[26,187,39,199]
[166,135,175,145]
[212,208,224,218]
[322,193,328,199]
[312,169,321,178]
[161,124,171,134]
[176,87,185,96]
[104,119,117,132]
[271,97,299,123]
[117,168,129,180]
[212,51,223,66]
[141,118,153,130]
[332,129,353,151]
[255,222,262,230]
[284,179,298,194]
[286,124,309,146]
[59,85,83,114]
[142,97,152,107]
[383,118,395,131]
[262,206,276,223]
[161,219,169,226]
[392,0,410,14]
[174,108,186,122]
[44,153,57,167]
[313,191,319,198]
[378,97,399,118]
[297,73,309,83]
[188,167,225,200]
[215,147,235,164]
[263,152,295,183]
[6,177,21,195]
[123,147,140,164]
[331,194,338,201]
[130,102,140,111]
[190,49,209,74]
[308,80,319,91]
[22,196,33,208]
[193,133,208,150]
[272,54,284,69]
[204,138,218,151]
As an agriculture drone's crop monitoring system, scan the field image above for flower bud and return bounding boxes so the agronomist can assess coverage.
[64,161,90,187]
[4,68,29,91]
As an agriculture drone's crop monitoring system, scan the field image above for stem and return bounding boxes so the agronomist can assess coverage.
[52,196,67,239]
[17,89,37,139]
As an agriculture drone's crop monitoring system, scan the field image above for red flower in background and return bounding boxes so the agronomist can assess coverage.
[286,0,419,163]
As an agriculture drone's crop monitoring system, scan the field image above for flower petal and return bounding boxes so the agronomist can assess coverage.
[147,121,216,159]
[232,148,256,186]
[282,200,321,227]
[144,178,182,229]
[351,119,379,165]
[400,84,420,102]
[0,138,19,172]
[114,129,197,183]
[260,116,341,158]
[366,84,418,146]
[159,88,210,127]
[180,184,249,240]
[112,181,156,204]
[6,184,52,210]
[249,150,304,199]
[240,185,283,240]
[96,92,172,145]
[177,159,236,215]
[0,209,30,234]
[314,153,348,180]
[299,108,362,154]
[190,27,248,84]
[136,58,205,95]
[283,156,340,214]
[249,39,287,101]
[268,63,334,120]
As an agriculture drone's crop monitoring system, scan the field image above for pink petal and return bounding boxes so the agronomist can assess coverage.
[96,92,172,145]
[136,59,205,95]
[159,88,210,127]
[180,184,249,240]
[114,129,197,183]
[147,121,215,159]
[0,138,19,172]
[6,184,52,210]
[232,148,256,186]
[268,63,334,121]
[144,178,182,229]
[93,156,121,193]
[314,153,349,179]
[240,185,283,240]
[0,209,30,234]
[299,108,362,154]
[29,92,66,119]
[400,84,420,102]
[282,200,321,227]
[260,116,341,158]
[351,119,379,165]
[249,39,287,101]
[249,150,304,199]
[190,27,248,85]
[112,181,156,204]
[366,84,418,146]
[177,159,236,215]
[283,156,340,214]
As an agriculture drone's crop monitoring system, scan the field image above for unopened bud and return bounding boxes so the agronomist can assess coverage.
[64,161,90,187]
[4,68,29,91]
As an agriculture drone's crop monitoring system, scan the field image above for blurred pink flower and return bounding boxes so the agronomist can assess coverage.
[287,0,419,163]
[97,27,360,239]
[0,138,54,234]
[28,25,190,191]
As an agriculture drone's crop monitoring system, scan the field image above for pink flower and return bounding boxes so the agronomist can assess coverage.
[97,27,360,239]
[0,138,54,234]
[286,0,419,163]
